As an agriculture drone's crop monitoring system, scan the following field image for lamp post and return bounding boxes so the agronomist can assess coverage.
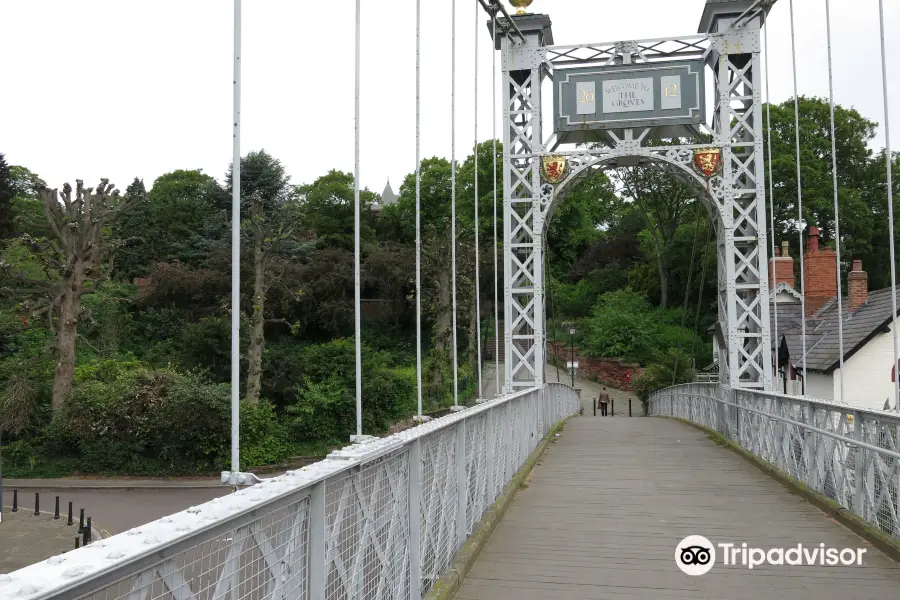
[569,326,576,387]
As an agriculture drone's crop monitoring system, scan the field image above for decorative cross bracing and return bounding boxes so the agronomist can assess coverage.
[498,20,773,393]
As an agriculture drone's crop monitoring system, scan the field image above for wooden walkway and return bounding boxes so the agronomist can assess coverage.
[456,415,900,600]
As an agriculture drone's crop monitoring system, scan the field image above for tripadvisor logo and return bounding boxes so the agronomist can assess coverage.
[674,535,867,575]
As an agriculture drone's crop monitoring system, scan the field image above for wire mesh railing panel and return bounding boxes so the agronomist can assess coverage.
[492,403,509,501]
[6,384,581,600]
[650,384,900,545]
[860,417,900,537]
[78,496,311,600]
[324,450,410,600]
[418,428,458,596]
[465,413,489,535]
[510,397,523,472]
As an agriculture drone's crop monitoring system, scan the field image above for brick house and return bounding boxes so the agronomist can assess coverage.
[756,227,900,411]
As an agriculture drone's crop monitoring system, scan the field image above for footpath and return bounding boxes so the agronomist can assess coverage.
[0,507,101,574]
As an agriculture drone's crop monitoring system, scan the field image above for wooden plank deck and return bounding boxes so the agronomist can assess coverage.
[455,415,900,600]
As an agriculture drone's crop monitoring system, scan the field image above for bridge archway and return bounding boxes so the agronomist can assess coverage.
[495,12,774,395]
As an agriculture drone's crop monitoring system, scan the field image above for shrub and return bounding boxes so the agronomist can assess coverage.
[46,366,290,475]
[287,340,416,443]
[632,348,695,414]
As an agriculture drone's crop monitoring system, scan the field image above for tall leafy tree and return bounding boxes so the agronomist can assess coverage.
[613,166,697,309]
[227,150,303,404]
[764,97,877,269]
[545,170,618,278]
[0,153,13,242]
[113,171,228,279]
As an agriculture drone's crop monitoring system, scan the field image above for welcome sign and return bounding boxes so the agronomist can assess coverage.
[553,59,705,135]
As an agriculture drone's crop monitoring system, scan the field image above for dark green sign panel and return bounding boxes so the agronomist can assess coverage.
[553,60,705,134]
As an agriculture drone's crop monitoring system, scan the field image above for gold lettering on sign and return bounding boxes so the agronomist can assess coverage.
[664,83,679,97]
[578,89,595,103]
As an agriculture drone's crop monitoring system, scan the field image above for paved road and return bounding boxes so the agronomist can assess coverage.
[3,487,231,537]
[0,509,77,574]
[456,416,900,599]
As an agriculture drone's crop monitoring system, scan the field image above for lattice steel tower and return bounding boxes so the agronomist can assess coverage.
[491,0,774,393]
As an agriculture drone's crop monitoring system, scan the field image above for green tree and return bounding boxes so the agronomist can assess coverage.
[227,150,305,405]
[614,166,697,309]
[113,170,227,279]
[297,170,377,250]
[546,170,618,278]
[0,153,14,242]
[764,97,877,272]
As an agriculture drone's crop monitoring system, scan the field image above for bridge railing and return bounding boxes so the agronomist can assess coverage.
[2,383,580,600]
[650,384,900,540]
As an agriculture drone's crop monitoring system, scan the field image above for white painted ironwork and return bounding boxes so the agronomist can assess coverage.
[788,0,808,386]
[473,0,483,399]
[651,384,900,539]
[414,0,423,419]
[824,0,845,406]
[492,13,501,397]
[229,0,242,483]
[763,13,779,382]
[2,384,580,600]
[877,0,899,412]
[450,0,459,408]
[496,22,773,392]
[354,0,363,437]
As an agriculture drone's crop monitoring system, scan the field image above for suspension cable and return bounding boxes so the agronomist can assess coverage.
[415,0,423,418]
[691,221,715,364]
[473,0,483,399]
[353,0,363,436]
[672,201,705,385]
[824,0,846,405]
[546,244,560,382]
[877,0,899,411]
[763,11,779,390]
[451,0,459,407]
[788,0,808,390]
[230,0,242,476]
[492,12,500,396]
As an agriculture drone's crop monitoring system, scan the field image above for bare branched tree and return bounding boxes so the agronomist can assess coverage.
[32,179,142,410]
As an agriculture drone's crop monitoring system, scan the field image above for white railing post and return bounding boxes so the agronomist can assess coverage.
[505,400,513,478]
[485,406,496,503]
[409,439,423,599]
[456,419,468,545]
[309,480,326,600]
[852,410,866,520]
[774,395,785,471]
[806,402,818,491]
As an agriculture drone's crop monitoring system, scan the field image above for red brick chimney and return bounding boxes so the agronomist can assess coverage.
[803,226,838,316]
[848,260,868,312]
[769,240,794,289]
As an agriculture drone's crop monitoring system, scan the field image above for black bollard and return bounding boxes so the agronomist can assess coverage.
[85,517,92,544]
[54,496,60,520]
[12,489,17,512]
[75,537,80,549]
[34,492,40,516]
[82,526,89,547]
[593,397,597,417]
[629,397,632,417]
[67,502,74,526]
[78,508,85,533]
[611,398,615,417]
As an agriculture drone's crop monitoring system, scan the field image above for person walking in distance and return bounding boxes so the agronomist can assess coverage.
[597,387,610,417]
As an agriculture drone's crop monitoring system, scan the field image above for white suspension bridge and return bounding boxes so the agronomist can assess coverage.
[4,0,900,598]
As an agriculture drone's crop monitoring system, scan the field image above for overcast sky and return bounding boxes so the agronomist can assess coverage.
[1,0,897,196]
